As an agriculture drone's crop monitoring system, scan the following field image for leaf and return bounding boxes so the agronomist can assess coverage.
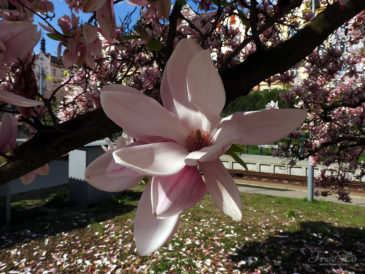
[224,145,248,170]
[147,39,162,52]
[226,144,245,153]
[46,33,65,42]
[176,0,186,5]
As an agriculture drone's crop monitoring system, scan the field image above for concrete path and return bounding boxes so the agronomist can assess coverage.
[236,179,365,207]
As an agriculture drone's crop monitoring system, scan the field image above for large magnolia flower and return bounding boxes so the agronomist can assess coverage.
[85,39,306,255]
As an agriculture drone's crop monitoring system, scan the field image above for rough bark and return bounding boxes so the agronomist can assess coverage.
[0,109,120,184]
[0,0,364,185]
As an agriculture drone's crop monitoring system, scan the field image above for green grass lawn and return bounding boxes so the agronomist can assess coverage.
[0,184,364,273]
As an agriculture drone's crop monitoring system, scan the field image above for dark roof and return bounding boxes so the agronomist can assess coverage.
[50,55,63,65]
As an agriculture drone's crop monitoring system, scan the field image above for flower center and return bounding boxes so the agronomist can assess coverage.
[186,129,213,152]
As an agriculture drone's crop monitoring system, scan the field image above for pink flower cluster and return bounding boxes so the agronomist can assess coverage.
[275,12,365,200]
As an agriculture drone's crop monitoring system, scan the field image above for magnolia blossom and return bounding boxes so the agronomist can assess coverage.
[0,113,49,185]
[85,39,306,255]
[40,13,103,69]
[82,0,116,40]
[0,89,43,107]
[60,15,103,68]
[0,21,41,78]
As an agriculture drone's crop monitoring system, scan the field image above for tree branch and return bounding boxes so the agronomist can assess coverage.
[221,0,365,104]
[0,108,120,184]
[163,1,183,61]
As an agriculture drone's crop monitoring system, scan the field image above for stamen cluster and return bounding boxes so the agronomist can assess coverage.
[186,129,213,152]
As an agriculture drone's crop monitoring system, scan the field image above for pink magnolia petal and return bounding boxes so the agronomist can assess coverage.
[157,0,171,18]
[134,180,180,256]
[163,39,202,107]
[151,166,206,218]
[84,51,96,69]
[200,160,242,221]
[82,0,107,12]
[184,140,230,166]
[83,23,98,44]
[0,113,17,152]
[186,49,225,130]
[0,21,41,64]
[106,160,142,177]
[89,38,102,58]
[113,142,188,176]
[96,0,116,40]
[71,13,80,28]
[0,90,43,107]
[125,0,149,6]
[85,150,142,192]
[36,164,49,176]
[20,171,37,185]
[62,49,78,68]
[116,134,134,148]
[216,109,307,145]
[101,86,188,144]
[161,39,205,131]
[38,22,53,33]
[58,15,71,34]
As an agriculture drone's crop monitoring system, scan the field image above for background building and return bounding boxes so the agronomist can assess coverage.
[33,38,67,102]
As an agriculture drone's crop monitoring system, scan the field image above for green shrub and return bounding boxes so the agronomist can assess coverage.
[222,88,293,116]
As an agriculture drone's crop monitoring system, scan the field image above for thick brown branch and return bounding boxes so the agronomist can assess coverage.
[0,108,120,185]
[163,1,183,61]
[221,0,365,104]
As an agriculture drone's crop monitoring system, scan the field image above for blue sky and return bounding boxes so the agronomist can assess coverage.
[34,0,140,56]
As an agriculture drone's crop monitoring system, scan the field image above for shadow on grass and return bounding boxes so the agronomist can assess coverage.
[230,221,365,273]
[0,186,141,250]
